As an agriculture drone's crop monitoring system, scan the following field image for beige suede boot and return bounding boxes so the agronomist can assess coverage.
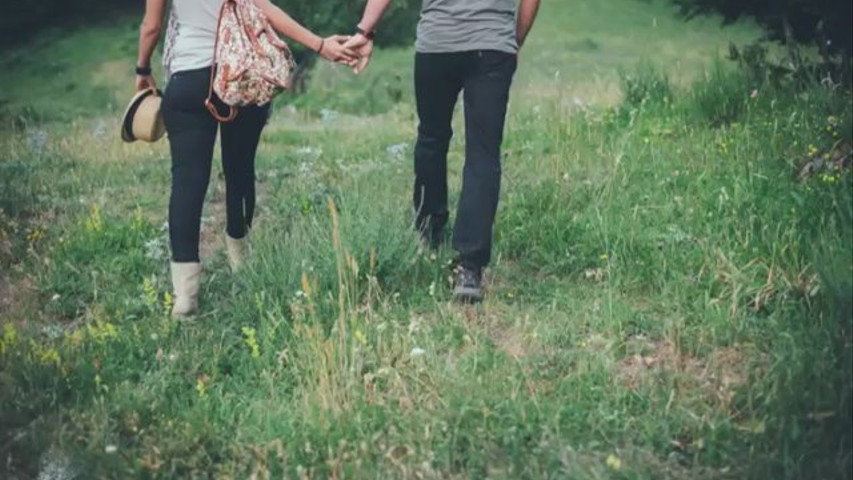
[170,262,202,317]
[225,234,249,272]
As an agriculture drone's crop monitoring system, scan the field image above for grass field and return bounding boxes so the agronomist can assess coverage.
[1,1,852,479]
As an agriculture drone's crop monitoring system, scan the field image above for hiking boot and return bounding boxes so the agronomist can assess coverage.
[452,265,484,304]
[170,262,202,317]
[225,233,248,272]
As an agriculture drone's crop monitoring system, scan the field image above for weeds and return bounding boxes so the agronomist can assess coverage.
[1,1,851,478]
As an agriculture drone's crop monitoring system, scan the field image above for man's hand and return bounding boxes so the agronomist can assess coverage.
[319,35,359,67]
[136,74,157,92]
[344,34,374,75]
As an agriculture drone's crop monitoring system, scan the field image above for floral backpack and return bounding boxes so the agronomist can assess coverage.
[205,0,296,122]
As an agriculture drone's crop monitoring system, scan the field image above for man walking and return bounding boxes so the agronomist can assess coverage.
[346,0,541,302]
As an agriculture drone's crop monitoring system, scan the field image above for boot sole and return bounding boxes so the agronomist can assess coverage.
[453,286,484,304]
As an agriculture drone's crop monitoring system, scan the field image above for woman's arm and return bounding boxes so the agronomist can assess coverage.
[136,0,167,91]
[252,0,357,64]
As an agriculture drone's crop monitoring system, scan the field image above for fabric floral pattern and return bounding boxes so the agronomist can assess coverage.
[162,6,179,79]
[212,0,296,111]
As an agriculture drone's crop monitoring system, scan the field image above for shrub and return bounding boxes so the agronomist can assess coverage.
[689,59,751,126]
[670,0,853,85]
[670,0,852,57]
[619,62,673,110]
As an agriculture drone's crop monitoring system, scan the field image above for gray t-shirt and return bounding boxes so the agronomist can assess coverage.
[416,0,518,54]
[163,0,224,76]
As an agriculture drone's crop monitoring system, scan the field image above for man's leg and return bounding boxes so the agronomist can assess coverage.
[454,50,517,269]
[413,52,465,245]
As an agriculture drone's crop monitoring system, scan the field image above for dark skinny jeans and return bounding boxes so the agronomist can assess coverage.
[161,66,269,263]
[413,50,517,269]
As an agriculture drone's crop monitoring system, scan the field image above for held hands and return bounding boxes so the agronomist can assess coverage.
[133,35,361,92]
[343,34,374,75]
[318,35,359,67]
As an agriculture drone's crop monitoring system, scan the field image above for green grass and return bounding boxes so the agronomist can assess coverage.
[1,0,851,479]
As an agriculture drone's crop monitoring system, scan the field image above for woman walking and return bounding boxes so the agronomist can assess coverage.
[136,0,356,317]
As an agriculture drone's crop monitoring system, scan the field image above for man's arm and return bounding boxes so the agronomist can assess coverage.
[356,0,394,34]
[345,0,394,74]
[517,0,542,49]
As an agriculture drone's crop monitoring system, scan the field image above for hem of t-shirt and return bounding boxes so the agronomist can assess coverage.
[167,60,215,78]
[415,44,518,55]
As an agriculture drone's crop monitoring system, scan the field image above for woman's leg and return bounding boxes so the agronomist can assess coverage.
[161,69,219,262]
[220,104,270,240]
[161,68,219,315]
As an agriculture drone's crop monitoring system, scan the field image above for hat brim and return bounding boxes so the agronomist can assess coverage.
[121,88,160,143]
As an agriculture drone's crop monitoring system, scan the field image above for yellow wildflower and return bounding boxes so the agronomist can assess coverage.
[242,327,260,359]
[86,316,118,344]
[606,454,622,471]
[85,204,103,232]
[163,292,174,316]
[26,227,45,245]
[143,276,158,307]
[0,324,18,355]
[196,378,207,398]
[35,346,61,367]
[131,208,146,231]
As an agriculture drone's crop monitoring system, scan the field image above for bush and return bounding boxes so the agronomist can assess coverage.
[0,1,125,42]
[689,59,751,126]
[670,0,852,57]
[619,62,673,109]
[670,0,853,85]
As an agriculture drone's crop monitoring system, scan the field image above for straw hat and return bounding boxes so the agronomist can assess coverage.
[121,88,166,143]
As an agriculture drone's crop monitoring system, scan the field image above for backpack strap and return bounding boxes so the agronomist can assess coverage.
[205,0,238,122]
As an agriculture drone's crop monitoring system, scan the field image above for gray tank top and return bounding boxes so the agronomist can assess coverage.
[416,0,518,54]
[163,0,224,76]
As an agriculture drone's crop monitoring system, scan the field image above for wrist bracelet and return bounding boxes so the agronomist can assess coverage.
[136,65,152,76]
[355,26,375,40]
[317,38,325,54]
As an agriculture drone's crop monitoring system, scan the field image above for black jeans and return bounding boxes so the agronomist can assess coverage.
[161,67,269,263]
[413,50,517,269]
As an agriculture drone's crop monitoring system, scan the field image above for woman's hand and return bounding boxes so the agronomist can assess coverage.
[136,74,157,92]
[251,1,358,67]
[318,35,358,66]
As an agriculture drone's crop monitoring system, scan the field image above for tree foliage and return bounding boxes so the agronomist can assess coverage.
[274,0,419,48]
[1,0,420,49]
[670,0,852,57]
